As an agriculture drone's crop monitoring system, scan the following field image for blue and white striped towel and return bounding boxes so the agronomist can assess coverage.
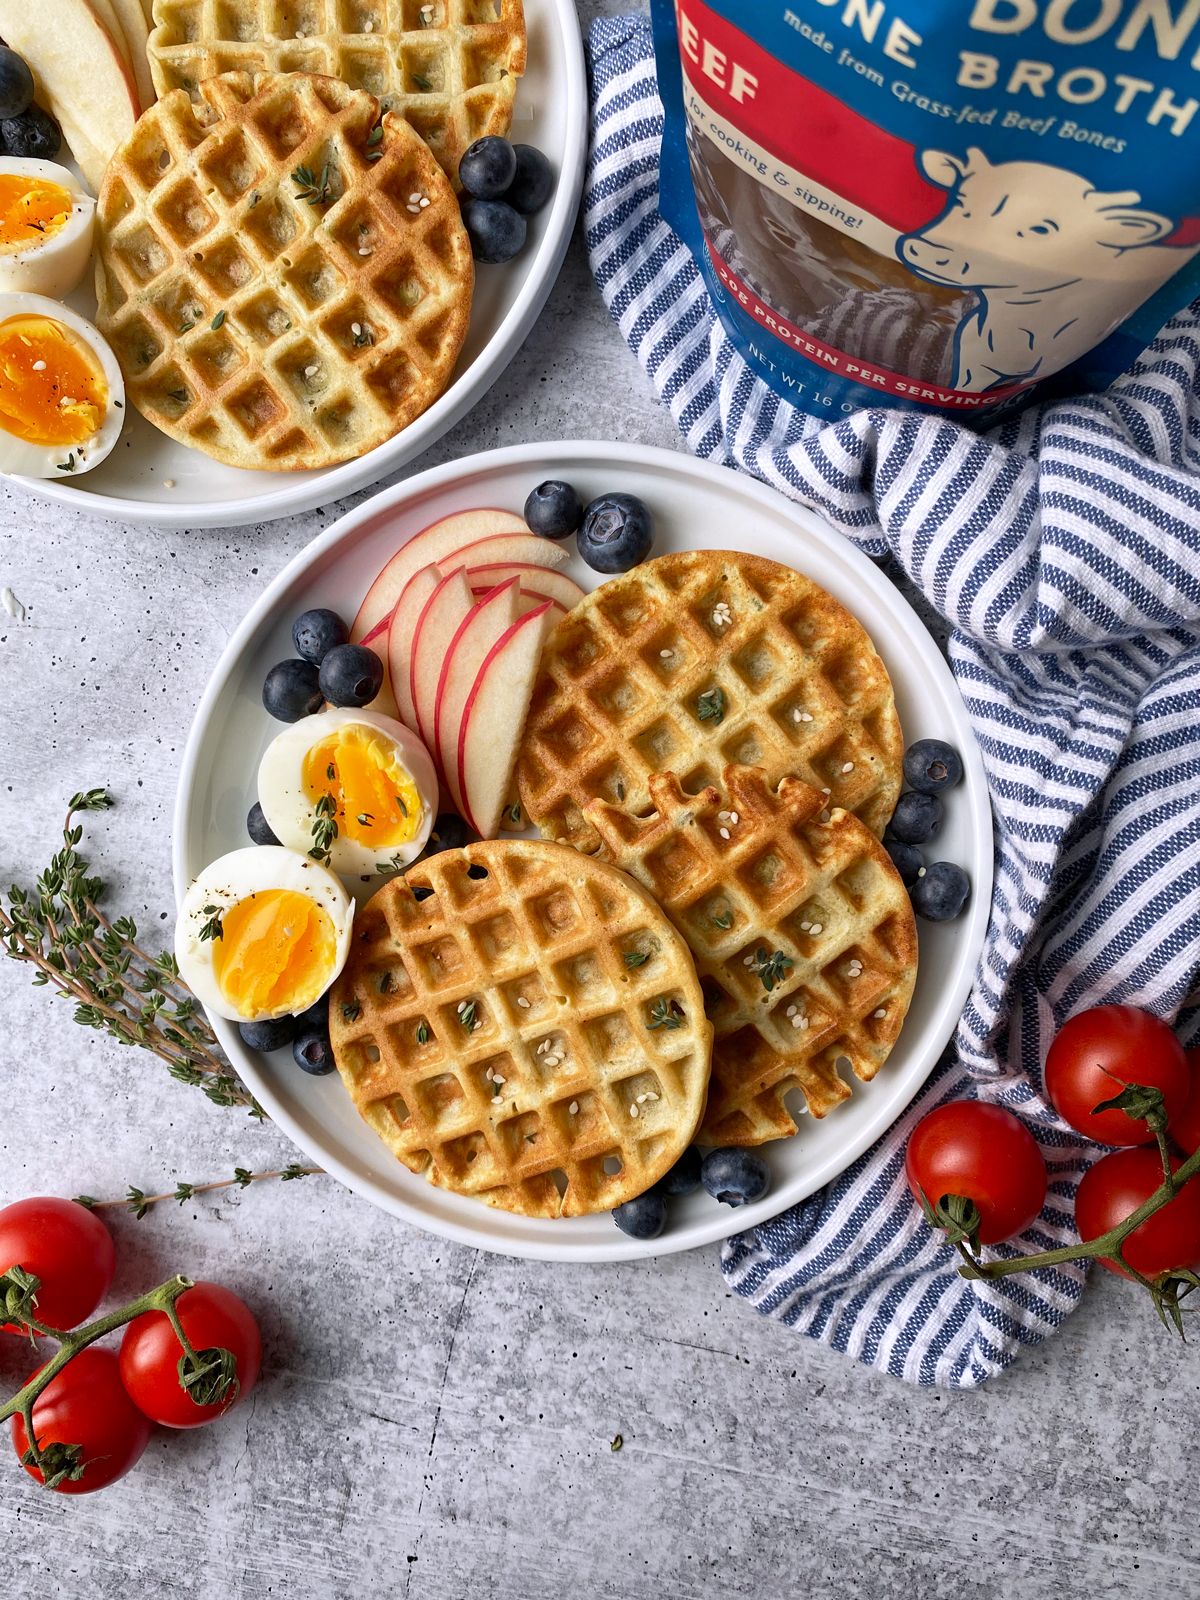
[585,14,1200,1388]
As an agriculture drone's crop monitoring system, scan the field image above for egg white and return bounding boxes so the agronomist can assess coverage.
[175,846,354,1023]
[0,160,95,298]
[258,707,438,879]
[0,292,124,477]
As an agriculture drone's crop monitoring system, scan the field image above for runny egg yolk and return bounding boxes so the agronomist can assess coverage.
[0,175,72,251]
[302,725,423,850]
[211,888,336,1017]
[0,314,107,447]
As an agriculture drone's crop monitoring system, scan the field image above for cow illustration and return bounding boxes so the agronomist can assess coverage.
[897,148,1200,393]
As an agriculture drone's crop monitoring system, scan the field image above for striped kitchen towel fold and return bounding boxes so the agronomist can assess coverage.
[584,14,1200,1388]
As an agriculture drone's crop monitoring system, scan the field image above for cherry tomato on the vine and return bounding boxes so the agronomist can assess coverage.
[0,1197,115,1334]
[905,1100,1048,1244]
[1169,1047,1200,1156]
[1044,1005,1188,1147]
[10,1347,151,1493]
[1075,1146,1200,1279]
[119,1282,261,1429]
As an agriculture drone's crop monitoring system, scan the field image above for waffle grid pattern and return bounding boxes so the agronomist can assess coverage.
[147,0,526,182]
[95,72,473,470]
[328,840,714,1217]
[517,550,904,855]
[584,765,918,1146]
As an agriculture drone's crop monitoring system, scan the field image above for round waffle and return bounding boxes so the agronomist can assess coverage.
[328,839,714,1218]
[146,0,527,185]
[581,764,918,1146]
[516,550,904,853]
[94,71,473,470]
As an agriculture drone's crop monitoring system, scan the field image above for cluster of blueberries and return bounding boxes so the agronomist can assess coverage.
[884,739,970,922]
[0,46,62,159]
[457,135,554,265]
[613,1145,770,1239]
[259,606,383,725]
[524,478,654,575]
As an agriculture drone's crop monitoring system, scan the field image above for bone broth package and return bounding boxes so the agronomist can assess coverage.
[651,0,1200,423]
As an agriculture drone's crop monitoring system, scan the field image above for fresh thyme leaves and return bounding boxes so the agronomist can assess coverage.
[309,792,339,863]
[292,162,334,205]
[395,794,407,816]
[197,903,224,942]
[616,782,625,801]
[353,324,375,346]
[0,789,262,1117]
[411,71,432,90]
[459,999,477,1030]
[647,996,684,1030]
[623,951,649,968]
[375,854,405,874]
[168,388,188,403]
[711,910,734,930]
[696,687,725,724]
[126,1185,151,1220]
[211,310,225,330]
[326,763,336,780]
[502,802,521,823]
[357,812,374,826]
[55,453,75,472]
[178,318,195,333]
[379,970,393,993]
[416,1020,430,1044]
[366,122,384,161]
[25,219,44,231]
[753,948,793,992]
[83,1164,326,1219]
[342,999,361,1021]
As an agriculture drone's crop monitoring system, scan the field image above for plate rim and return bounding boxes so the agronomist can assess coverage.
[3,0,587,530]
[173,439,994,1261]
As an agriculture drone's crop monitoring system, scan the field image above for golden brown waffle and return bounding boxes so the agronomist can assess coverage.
[328,839,714,1217]
[516,550,904,854]
[582,765,918,1146]
[147,0,526,184]
[94,72,473,470]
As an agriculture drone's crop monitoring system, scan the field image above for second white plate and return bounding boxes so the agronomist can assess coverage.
[174,441,993,1260]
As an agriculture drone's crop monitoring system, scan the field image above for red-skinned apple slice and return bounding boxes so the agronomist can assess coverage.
[434,577,522,809]
[409,567,476,749]
[458,601,557,839]
[350,510,564,714]
[466,564,586,611]
[387,564,442,733]
[517,589,566,619]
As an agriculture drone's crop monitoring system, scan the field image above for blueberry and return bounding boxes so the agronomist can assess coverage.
[912,861,970,921]
[701,1147,770,1207]
[239,1015,298,1052]
[504,144,554,214]
[246,801,281,846]
[458,134,517,199]
[659,1146,702,1197]
[292,607,349,665]
[423,813,472,856]
[613,1190,667,1239]
[319,643,383,707]
[524,479,583,539]
[263,658,323,721]
[889,791,943,845]
[903,739,963,795]
[884,838,924,888]
[577,493,654,574]
[411,884,434,902]
[2,102,60,160]
[462,198,526,264]
[293,1025,334,1075]
[0,48,34,120]
[293,992,330,1031]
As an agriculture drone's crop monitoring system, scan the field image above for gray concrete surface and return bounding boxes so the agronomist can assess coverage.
[3,12,1198,1595]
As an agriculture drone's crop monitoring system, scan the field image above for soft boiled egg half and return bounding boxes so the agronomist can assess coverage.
[258,708,438,878]
[176,846,354,1023]
[0,160,95,299]
[0,293,124,477]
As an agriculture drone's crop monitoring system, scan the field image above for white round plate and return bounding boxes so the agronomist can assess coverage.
[5,1,585,529]
[174,441,993,1260]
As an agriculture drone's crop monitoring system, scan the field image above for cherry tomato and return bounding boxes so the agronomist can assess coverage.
[1169,1047,1200,1155]
[119,1282,261,1429]
[905,1100,1047,1244]
[10,1347,151,1493]
[1043,1005,1187,1146]
[0,1197,115,1334]
[1075,1145,1200,1279]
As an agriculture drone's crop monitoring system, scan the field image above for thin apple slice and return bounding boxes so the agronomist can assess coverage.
[517,588,567,619]
[387,564,442,733]
[459,601,557,840]
[107,0,155,112]
[434,578,521,810]
[410,566,475,751]
[467,564,586,611]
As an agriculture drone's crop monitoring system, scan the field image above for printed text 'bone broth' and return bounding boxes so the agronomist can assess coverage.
[652,0,1200,422]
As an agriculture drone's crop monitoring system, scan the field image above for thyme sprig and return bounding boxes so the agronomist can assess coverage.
[74,1164,324,1218]
[647,996,684,1031]
[752,948,793,993]
[309,791,339,864]
[292,162,335,205]
[0,790,262,1117]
